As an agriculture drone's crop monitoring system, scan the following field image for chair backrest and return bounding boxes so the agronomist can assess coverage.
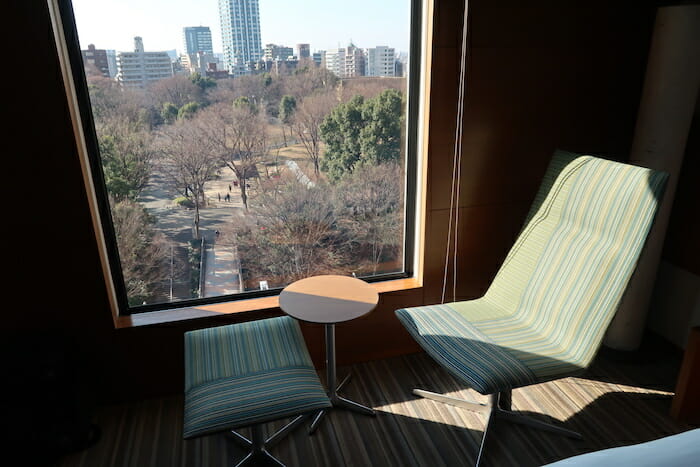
[481,151,668,373]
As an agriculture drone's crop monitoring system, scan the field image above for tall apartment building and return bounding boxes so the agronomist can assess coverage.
[116,37,174,89]
[183,26,213,55]
[365,46,396,77]
[345,44,366,77]
[323,44,365,78]
[218,0,262,75]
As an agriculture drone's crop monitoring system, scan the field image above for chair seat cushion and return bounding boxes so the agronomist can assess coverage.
[396,304,537,395]
[184,316,330,439]
[184,366,331,439]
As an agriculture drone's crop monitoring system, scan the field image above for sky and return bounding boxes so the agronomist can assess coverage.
[70,0,412,55]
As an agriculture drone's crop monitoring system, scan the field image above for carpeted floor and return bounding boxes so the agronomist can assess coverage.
[59,333,696,467]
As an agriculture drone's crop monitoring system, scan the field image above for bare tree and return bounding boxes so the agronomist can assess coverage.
[336,76,406,102]
[87,74,147,126]
[233,181,349,288]
[283,63,338,100]
[292,91,336,176]
[156,116,221,239]
[206,77,238,105]
[336,162,404,274]
[148,74,204,109]
[110,197,174,305]
[198,103,268,210]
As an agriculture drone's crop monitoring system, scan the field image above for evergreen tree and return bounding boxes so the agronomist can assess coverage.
[177,101,201,120]
[279,95,297,146]
[319,95,365,180]
[320,89,404,180]
[161,102,179,124]
[279,95,297,124]
[190,72,216,91]
[359,88,403,165]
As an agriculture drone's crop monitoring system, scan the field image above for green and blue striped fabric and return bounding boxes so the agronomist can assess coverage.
[184,316,331,439]
[397,151,668,395]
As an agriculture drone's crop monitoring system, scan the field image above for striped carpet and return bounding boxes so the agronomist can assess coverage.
[59,335,694,467]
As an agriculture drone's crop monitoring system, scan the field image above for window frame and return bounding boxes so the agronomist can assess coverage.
[49,0,430,321]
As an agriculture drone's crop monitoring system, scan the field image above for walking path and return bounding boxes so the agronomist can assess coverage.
[202,241,242,297]
[199,162,315,298]
[199,169,247,297]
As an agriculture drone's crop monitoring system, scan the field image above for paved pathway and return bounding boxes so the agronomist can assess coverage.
[202,241,242,297]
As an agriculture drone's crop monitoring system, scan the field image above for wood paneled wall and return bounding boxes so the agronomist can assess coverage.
[7,1,656,404]
[662,97,700,276]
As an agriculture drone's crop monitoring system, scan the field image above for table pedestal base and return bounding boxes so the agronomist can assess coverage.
[309,324,376,434]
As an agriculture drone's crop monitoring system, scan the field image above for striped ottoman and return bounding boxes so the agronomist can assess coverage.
[184,316,331,465]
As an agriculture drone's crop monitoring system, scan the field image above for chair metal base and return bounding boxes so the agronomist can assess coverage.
[413,388,582,467]
[309,372,376,434]
[308,323,377,435]
[228,414,309,467]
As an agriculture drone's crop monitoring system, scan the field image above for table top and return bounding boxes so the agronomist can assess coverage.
[279,275,379,324]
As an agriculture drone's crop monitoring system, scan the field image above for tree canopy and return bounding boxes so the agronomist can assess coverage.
[98,119,153,201]
[319,88,404,180]
[279,95,297,124]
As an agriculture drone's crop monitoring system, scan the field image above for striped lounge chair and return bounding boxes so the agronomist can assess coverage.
[396,151,668,466]
[183,316,331,466]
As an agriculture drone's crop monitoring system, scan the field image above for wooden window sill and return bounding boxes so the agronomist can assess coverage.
[114,277,422,329]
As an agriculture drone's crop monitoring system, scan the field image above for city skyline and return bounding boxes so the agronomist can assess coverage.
[70,0,412,56]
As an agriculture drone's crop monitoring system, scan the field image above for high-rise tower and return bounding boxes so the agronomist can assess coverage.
[183,26,213,55]
[218,0,262,75]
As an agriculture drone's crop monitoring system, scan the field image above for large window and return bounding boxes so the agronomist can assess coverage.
[53,0,423,315]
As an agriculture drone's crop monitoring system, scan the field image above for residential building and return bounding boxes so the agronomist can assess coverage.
[183,26,213,55]
[395,52,408,77]
[81,44,110,77]
[182,51,221,75]
[105,50,118,78]
[218,0,262,75]
[296,43,310,59]
[365,45,396,77]
[263,43,294,61]
[322,48,342,75]
[115,37,174,88]
[323,43,366,78]
[179,53,193,72]
[204,62,229,79]
[346,44,366,77]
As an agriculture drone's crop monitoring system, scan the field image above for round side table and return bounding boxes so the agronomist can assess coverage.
[279,274,379,433]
